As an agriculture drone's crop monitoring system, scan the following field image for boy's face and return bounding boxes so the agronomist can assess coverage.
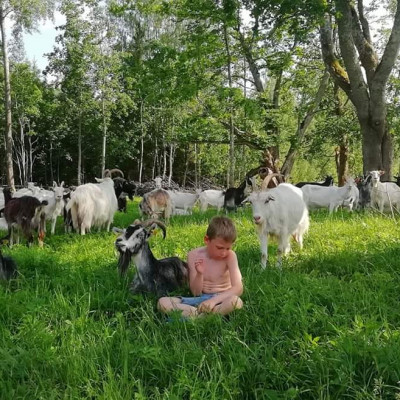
[204,236,233,260]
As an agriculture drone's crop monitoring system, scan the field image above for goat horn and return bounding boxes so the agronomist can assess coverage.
[109,168,124,178]
[261,173,284,190]
[141,219,167,239]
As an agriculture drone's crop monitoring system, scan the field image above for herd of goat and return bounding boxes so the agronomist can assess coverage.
[1,169,400,295]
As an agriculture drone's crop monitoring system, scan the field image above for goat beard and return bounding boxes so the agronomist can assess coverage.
[117,249,133,277]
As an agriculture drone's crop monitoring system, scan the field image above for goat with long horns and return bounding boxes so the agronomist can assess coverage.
[113,219,188,296]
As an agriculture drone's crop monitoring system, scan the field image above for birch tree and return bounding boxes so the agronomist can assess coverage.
[0,0,54,190]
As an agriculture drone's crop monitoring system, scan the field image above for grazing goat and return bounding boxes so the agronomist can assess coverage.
[369,170,400,212]
[295,175,334,188]
[167,190,200,215]
[66,169,120,235]
[1,187,48,246]
[245,174,309,268]
[224,176,254,212]
[198,190,225,212]
[0,249,17,280]
[301,178,356,214]
[114,219,188,295]
[139,189,173,220]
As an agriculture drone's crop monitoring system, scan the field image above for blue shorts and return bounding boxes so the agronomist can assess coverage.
[179,293,218,307]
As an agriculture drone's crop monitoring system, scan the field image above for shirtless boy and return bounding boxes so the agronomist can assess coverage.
[158,216,243,317]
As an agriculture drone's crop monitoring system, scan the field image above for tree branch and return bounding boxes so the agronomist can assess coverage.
[373,0,400,87]
[320,14,351,96]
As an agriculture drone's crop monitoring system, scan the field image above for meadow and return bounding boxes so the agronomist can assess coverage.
[1,201,400,399]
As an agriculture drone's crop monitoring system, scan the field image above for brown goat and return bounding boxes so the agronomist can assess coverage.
[139,189,173,220]
[1,187,48,246]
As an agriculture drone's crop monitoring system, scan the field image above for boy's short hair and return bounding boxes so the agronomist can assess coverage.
[206,216,237,243]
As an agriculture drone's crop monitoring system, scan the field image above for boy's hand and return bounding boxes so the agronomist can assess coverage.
[194,258,205,274]
[198,299,216,313]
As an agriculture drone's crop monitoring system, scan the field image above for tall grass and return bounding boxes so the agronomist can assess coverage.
[1,202,400,399]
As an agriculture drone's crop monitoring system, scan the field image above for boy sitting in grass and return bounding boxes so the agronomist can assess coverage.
[158,216,243,318]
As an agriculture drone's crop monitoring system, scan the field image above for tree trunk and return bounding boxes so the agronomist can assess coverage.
[183,144,189,188]
[29,136,33,182]
[101,96,107,175]
[194,143,198,188]
[152,136,158,180]
[223,23,235,187]
[139,101,144,184]
[320,1,400,179]
[168,143,174,187]
[77,112,82,185]
[49,140,54,184]
[335,144,349,186]
[0,9,15,191]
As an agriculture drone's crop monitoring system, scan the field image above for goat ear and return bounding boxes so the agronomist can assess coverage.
[112,227,125,235]
[60,181,64,187]
[53,181,57,188]
[379,170,385,176]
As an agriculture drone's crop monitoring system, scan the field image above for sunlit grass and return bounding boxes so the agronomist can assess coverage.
[1,201,400,398]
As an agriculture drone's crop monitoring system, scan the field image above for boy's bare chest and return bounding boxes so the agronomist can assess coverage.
[203,260,229,281]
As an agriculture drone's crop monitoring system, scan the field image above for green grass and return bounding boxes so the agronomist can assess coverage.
[1,201,400,399]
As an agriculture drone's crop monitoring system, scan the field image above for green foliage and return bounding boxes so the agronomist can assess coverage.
[1,203,400,398]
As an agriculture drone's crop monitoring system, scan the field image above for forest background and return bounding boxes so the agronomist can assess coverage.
[1,0,400,190]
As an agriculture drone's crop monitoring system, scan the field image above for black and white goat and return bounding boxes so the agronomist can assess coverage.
[113,175,136,213]
[224,175,254,212]
[113,219,188,296]
[0,249,17,280]
[295,175,334,188]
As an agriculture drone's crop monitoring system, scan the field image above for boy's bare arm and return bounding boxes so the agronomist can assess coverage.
[188,250,204,296]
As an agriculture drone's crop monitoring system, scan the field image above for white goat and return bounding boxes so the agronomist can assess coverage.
[13,182,42,198]
[246,174,309,268]
[167,190,200,215]
[39,182,66,234]
[198,189,224,212]
[0,217,7,231]
[0,189,4,212]
[66,169,119,235]
[154,177,163,189]
[301,178,357,214]
[369,170,400,212]
[341,184,360,212]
